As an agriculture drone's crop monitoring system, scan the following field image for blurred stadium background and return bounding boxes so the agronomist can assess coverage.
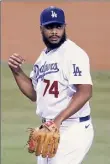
[1,1,110,164]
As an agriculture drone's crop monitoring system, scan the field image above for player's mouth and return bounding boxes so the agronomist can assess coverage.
[49,36,60,42]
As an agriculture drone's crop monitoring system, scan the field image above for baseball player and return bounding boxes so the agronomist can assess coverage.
[8,6,94,164]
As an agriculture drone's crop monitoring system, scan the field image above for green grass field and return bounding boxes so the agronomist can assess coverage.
[1,63,110,164]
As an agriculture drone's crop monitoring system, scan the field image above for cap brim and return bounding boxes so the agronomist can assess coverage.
[41,21,65,26]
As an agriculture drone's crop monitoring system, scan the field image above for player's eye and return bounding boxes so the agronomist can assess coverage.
[44,24,63,30]
[57,25,63,29]
[45,25,52,29]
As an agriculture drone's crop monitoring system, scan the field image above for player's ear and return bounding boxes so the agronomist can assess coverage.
[40,26,43,33]
[64,24,66,28]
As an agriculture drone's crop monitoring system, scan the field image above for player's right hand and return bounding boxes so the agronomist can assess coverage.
[8,53,25,73]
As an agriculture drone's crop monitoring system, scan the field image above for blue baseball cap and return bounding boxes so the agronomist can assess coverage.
[40,6,65,26]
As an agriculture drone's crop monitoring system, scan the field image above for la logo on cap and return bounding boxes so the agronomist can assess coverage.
[51,10,57,18]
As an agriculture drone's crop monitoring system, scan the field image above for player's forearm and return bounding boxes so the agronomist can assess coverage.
[12,69,36,101]
[54,85,92,123]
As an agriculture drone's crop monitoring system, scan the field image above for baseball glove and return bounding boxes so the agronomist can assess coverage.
[26,121,60,158]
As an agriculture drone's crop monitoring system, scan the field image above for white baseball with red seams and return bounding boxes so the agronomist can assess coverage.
[30,39,94,164]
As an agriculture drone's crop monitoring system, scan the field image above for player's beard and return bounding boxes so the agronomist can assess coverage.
[42,30,67,50]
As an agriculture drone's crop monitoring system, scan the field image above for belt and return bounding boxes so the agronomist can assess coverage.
[42,115,90,123]
[79,115,90,122]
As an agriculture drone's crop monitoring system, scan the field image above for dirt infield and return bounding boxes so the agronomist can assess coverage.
[1,2,110,70]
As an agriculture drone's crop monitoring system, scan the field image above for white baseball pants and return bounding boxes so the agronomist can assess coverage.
[37,118,94,164]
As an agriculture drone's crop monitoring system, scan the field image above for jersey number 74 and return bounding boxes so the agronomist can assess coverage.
[43,79,59,98]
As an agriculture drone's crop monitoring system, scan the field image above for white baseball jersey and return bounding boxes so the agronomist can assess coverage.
[30,39,92,119]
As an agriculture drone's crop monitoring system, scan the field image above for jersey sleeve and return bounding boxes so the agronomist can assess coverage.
[29,52,43,90]
[30,66,37,91]
[66,50,93,85]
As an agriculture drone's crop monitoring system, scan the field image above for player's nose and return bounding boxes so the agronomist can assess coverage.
[51,28,58,34]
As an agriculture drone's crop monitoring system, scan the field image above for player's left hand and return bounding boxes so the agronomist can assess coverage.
[27,121,60,158]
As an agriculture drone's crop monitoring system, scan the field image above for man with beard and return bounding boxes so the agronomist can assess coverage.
[8,6,94,164]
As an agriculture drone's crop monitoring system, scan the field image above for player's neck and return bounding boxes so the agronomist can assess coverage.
[45,48,52,54]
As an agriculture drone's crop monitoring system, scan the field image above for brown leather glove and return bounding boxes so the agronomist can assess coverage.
[27,121,60,158]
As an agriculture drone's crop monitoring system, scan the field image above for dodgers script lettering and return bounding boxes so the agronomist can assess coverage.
[34,62,59,81]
